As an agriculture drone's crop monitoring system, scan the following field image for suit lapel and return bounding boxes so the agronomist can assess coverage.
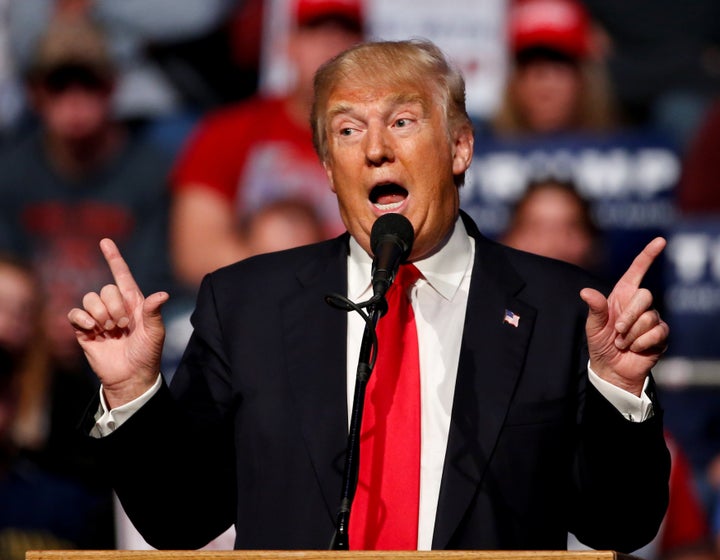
[433,218,537,549]
[281,236,351,522]
[276,224,539,542]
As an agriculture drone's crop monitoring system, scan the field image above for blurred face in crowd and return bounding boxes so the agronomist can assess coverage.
[0,262,40,356]
[512,55,582,133]
[289,19,363,100]
[503,182,595,267]
[246,200,325,255]
[0,261,39,442]
[30,64,114,142]
[321,69,473,261]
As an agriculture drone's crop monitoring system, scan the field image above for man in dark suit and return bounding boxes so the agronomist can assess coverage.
[68,39,670,552]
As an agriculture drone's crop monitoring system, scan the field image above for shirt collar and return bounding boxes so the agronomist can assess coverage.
[348,216,474,302]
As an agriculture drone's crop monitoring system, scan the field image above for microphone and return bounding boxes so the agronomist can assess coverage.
[328,213,414,550]
[370,213,415,300]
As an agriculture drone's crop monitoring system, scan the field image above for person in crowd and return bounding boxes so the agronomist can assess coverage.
[493,0,615,137]
[0,17,189,513]
[169,0,365,288]
[0,255,114,560]
[0,254,51,454]
[480,0,670,322]
[501,181,713,560]
[68,38,670,552]
[676,97,720,213]
[580,0,720,151]
[242,198,326,256]
[501,179,602,272]
[0,251,98,481]
[0,17,179,377]
[6,0,242,122]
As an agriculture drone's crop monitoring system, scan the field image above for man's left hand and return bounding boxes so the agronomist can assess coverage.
[580,237,669,396]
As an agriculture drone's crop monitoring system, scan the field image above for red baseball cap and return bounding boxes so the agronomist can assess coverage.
[509,0,591,59]
[294,0,364,29]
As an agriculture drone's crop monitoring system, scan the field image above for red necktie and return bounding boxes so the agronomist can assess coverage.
[350,264,422,550]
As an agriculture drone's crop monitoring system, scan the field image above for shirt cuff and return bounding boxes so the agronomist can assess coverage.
[90,374,163,438]
[587,363,653,422]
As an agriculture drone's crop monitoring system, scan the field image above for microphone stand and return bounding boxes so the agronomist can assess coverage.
[329,298,385,550]
[328,213,413,549]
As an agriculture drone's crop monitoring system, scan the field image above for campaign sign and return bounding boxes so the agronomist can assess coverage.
[366,0,507,118]
[461,130,681,286]
[664,218,720,359]
[658,219,720,475]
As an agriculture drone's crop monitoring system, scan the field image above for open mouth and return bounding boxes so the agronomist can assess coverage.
[369,183,408,211]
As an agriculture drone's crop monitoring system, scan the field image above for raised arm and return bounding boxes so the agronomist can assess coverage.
[67,238,168,408]
[580,237,669,396]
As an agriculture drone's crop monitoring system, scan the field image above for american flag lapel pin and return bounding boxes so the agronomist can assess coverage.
[503,309,520,328]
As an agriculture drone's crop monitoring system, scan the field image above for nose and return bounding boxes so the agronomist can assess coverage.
[363,124,394,166]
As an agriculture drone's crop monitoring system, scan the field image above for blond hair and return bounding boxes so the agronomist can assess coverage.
[311,39,472,163]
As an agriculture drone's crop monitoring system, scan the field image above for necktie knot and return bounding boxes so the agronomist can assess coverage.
[392,264,421,294]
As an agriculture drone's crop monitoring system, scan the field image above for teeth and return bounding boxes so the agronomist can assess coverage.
[374,201,404,210]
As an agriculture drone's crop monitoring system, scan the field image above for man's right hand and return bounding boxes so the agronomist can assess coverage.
[67,238,169,409]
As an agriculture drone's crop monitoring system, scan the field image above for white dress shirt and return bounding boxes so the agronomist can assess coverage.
[346,218,652,549]
[93,216,653,550]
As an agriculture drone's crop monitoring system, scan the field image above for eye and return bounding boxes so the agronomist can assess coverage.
[339,127,354,136]
[395,118,409,128]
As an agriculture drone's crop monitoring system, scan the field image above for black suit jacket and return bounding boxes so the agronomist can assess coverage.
[86,214,670,551]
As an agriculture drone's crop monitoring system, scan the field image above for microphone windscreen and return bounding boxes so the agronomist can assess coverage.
[370,213,415,257]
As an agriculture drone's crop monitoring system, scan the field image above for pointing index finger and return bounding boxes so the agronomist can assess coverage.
[99,238,142,296]
[618,237,666,289]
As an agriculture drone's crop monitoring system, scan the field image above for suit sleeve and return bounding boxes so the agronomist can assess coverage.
[81,274,237,550]
[570,376,671,552]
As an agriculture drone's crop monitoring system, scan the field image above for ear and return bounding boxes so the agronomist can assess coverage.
[323,161,337,193]
[451,125,474,176]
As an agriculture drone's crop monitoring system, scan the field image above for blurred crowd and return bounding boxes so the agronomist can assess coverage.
[0,0,718,558]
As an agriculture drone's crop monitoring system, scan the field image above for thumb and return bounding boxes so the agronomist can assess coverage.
[142,291,170,325]
[580,287,609,335]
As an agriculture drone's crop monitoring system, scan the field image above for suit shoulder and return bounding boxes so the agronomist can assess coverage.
[204,235,348,292]
[496,241,610,297]
[463,213,608,297]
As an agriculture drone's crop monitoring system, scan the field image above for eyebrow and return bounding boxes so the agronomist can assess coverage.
[326,102,354,123]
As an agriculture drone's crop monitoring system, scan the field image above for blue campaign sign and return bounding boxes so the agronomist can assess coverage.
[461,130,680,285]
[664,219,720,359]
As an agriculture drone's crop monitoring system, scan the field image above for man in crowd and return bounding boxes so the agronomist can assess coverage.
[170,0,365,287]
[68,39,670,551]
[0,17,176,374]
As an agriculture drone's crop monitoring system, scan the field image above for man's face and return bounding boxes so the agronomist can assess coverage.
[322,80,473,261]
[31,65,113,142]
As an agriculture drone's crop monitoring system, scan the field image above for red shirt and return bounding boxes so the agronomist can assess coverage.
[172,96,345,236]
[661,433,709,553]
